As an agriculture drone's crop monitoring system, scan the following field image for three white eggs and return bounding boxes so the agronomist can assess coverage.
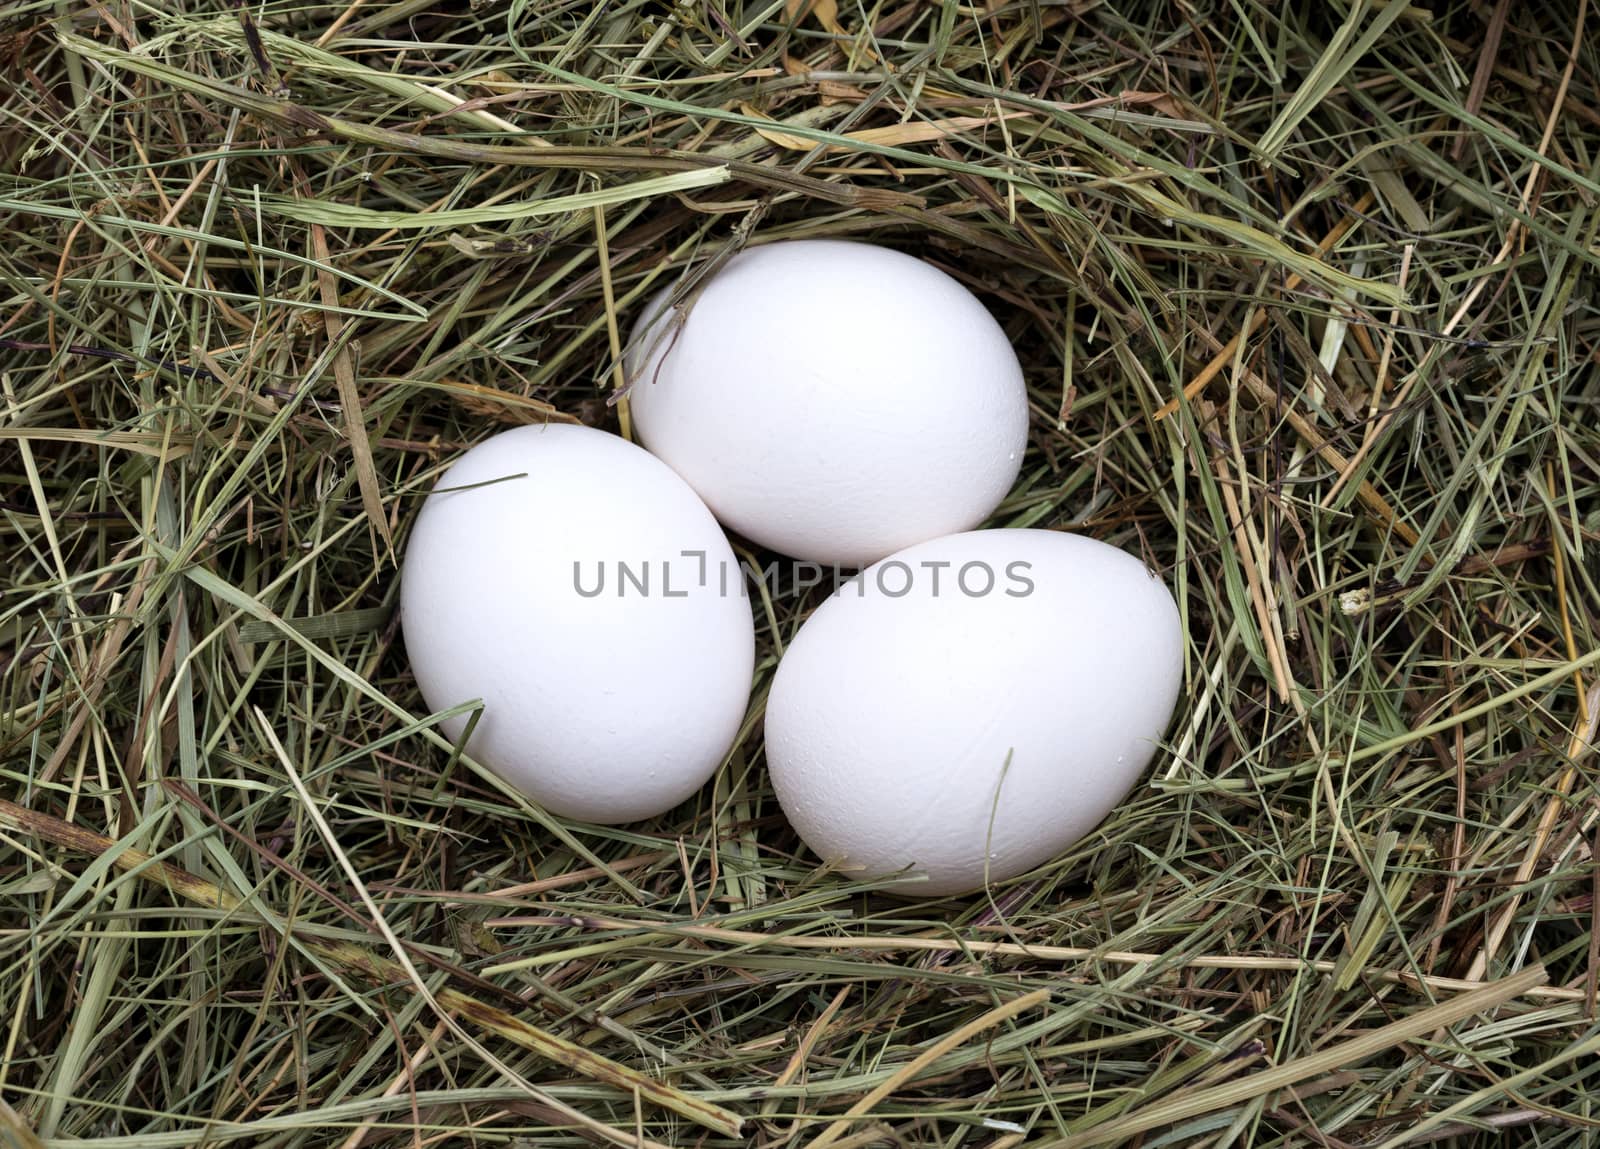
[401,239,1183,891]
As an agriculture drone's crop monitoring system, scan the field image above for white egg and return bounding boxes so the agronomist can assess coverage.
[764,529,1182,894]
[625,240,1029,567]
[401,424,754,823]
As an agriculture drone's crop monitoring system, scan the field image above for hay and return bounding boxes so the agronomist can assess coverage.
[2,1,1599,1145]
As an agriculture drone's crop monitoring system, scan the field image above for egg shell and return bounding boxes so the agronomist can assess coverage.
[401,424,755,824]
[625,240,1029,567]
[764,529,1182,894]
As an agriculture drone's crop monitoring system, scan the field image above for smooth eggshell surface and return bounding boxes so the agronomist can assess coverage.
[401,424,755,824]
[764,529,1182,894]
[625,240,1029,567]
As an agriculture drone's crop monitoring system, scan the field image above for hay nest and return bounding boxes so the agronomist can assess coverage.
[2,3,1598,1146]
